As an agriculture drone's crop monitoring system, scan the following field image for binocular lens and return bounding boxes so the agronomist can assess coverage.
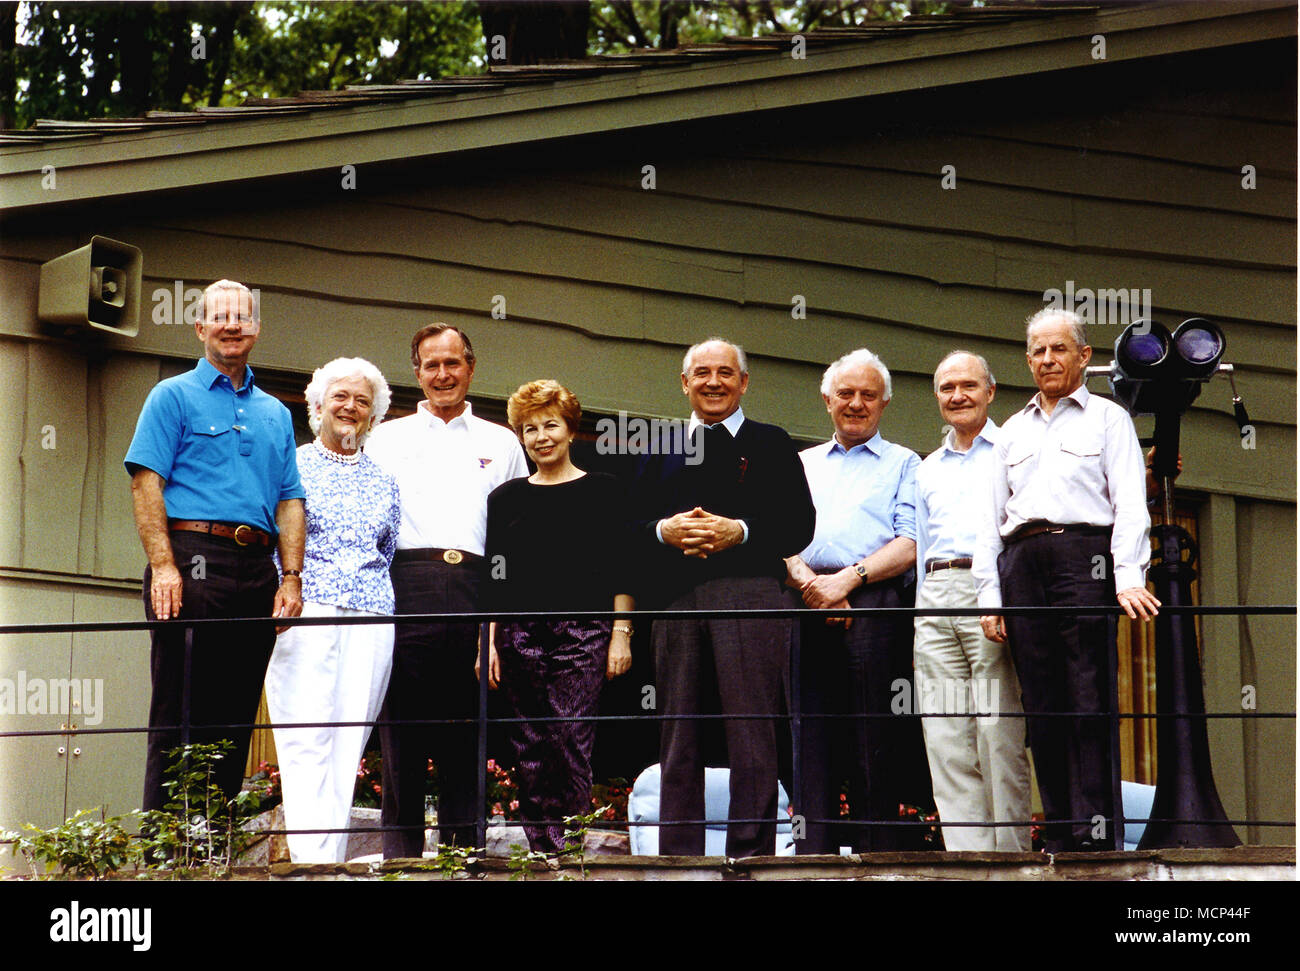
[1176,326,1222,365]
[1126,332,1167,367]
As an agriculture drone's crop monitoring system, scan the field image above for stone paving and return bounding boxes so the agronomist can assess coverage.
[246,846,1292,882]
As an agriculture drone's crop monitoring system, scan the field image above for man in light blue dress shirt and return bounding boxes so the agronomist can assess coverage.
[914,351,1030,851]
[784,348,921,852]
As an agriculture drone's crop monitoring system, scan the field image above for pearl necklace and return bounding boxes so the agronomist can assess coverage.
[313,438,362,465]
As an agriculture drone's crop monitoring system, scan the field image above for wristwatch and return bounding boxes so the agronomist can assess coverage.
[852,562,869,584]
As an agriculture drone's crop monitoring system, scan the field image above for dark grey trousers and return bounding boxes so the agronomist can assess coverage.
[654,575,789,858]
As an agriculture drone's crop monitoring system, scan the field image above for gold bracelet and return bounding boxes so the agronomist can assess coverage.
[613,625,633,635]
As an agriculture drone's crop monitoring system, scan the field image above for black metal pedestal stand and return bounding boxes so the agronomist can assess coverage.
[1137,411,1240,848]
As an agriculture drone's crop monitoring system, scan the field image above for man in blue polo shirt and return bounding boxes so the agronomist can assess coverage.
[125,279,305,810]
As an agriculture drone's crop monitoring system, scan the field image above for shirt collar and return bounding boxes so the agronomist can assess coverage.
[419,399,473,430]
[196,356,255,392]
[688,406,745,438]
[1025,383,1090,417]
[829,428,884,457]
[941,418,999,454]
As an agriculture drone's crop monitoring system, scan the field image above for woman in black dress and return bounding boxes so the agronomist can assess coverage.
[478,379,633,854]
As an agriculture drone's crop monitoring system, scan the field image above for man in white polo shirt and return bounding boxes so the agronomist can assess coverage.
[914,351,1030,852]
[366,324,527,857]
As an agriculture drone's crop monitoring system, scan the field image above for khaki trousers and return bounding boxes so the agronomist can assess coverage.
[913,567,1031,851]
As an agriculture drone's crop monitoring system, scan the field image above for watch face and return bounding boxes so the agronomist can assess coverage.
[854,563,868,578]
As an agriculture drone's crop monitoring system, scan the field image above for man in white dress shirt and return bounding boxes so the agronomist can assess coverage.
[974,309,1159,852]
[366,324,527,856]
[784,348,920,852]
[914,351,1030,852]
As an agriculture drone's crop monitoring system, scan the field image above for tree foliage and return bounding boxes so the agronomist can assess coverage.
[14,2,261,123]
[8,1,483,127]
[4,0,946,127]
[589,0,947,53]
[231,1,484,100]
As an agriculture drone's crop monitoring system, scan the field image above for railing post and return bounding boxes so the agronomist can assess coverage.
[476,620,489,851]
[790,619,802,852]
[181,623,193,748]
[1108,613,1126,850]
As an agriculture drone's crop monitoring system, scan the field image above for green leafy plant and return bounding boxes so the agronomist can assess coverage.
[135,740,271,876]
[430,842,481,880]
[561,804,611,879]
[3,808,138,879]
[3,741,272,880]
[506,842,550,881]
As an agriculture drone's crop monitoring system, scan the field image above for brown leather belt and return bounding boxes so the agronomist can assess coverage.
[925,557,972,574]
[394,547,482,567]
[169,519,274,547]
[1006,521,1111,545]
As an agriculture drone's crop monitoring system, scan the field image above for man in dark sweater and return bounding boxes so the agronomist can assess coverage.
[633,338,815,857]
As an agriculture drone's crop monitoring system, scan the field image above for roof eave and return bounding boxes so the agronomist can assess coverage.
[0,0,1292,213]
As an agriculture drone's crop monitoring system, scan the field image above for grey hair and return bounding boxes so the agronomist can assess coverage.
[820,348,892,401]
[202,279,258,322]
[1025,307,1086,352]
[683,337,748,376]
[305,357,392,444]
[933,350,996,392]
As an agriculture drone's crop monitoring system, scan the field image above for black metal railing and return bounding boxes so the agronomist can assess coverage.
[1,602,1294,857]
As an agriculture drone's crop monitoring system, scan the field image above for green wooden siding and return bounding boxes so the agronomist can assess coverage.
[0,32,1292,837]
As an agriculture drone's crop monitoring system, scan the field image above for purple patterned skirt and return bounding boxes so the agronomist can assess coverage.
[496,619,611,854]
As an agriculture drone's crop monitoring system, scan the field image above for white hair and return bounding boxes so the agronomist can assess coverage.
[202,279,258,321]
[933,351,996,392]
[820,348,892,401]
[304,357,392,444]
[1025,307,1086,352]
[683,337,748,376]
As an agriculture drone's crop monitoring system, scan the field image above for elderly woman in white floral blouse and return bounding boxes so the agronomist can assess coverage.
[265,357,401,863]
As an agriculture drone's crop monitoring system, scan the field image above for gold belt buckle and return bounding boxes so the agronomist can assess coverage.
[233,524,253,546]
[442,549,463,565]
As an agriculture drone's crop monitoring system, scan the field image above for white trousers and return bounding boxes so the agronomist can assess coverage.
[913,568,1031,852]
[266,602,394,863]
